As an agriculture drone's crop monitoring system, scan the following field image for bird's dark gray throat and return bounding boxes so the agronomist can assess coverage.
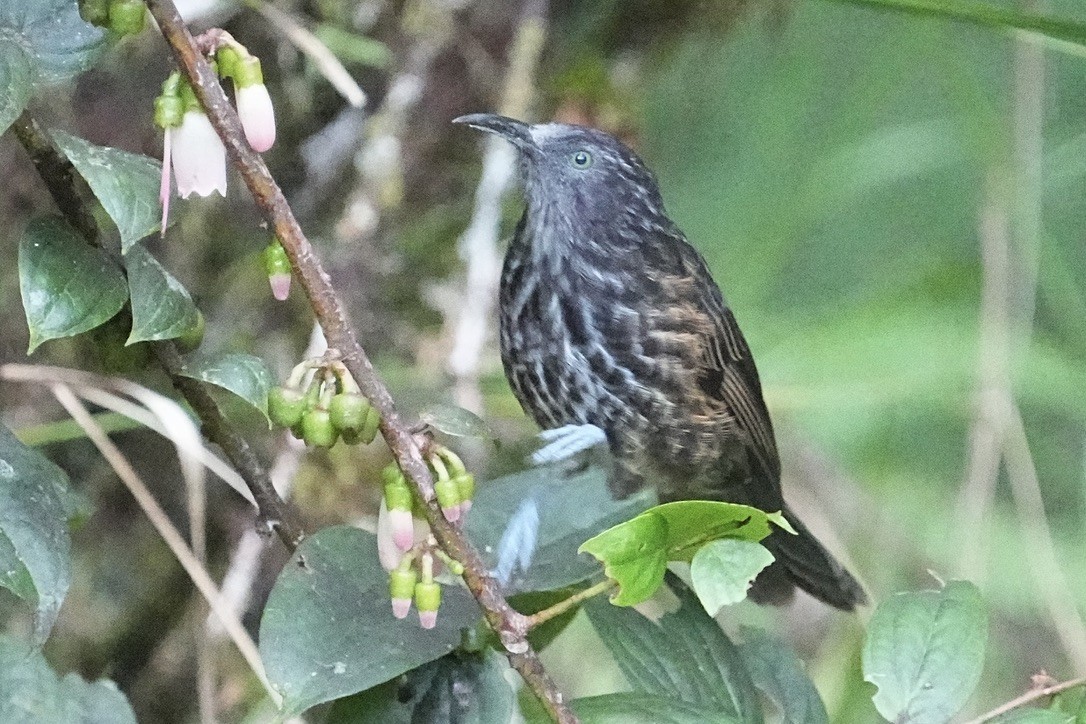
[454,113,867,611]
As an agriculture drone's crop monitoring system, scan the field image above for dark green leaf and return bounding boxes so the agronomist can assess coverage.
[123,245,200,344]
[565,693,741,724]
[993,710,1075,724]
[0,42,32,137]
[0,634,136,724]
[18,216,128,353]
[0,423,72,644]
[579,512,667,606]
[584,579,763,724]
[738,626,829,724]
[690,539,774,615]
[820,0,1086,49]
[420,403,497,440]
[259,526,481,716]
[326,651,514,724]
[175,352,272,419]
[464,463,653,594]
[863,580,987,724]
[52,131,162,250]
[0,0,106,84]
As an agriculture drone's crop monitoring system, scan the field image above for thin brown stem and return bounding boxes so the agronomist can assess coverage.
[142,1,575,720]
[527,579,616,630]
[965,675,1086,724]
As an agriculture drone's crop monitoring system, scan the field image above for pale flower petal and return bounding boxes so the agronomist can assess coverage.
[172,110,227,198]
[159,127,172,236]
[236,83,276,152]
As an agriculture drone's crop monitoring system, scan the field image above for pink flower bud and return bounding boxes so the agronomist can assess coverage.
[418,610,437,629]
[236,83,276,152]
[268,272,291,301]
[391,597,411,619]
[172,110,227,198]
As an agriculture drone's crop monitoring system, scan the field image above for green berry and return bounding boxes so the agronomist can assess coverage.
[269,387,307,428]
[301,409,337,448]
[359,406,380,444]
[329,393,368,432]
[340,428,361,445]
[108,0,145,36]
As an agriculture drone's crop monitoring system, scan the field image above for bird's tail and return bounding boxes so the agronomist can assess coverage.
[749,505,867,611]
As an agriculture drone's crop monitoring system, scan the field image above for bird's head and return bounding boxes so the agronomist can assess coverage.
[453,114,666,236]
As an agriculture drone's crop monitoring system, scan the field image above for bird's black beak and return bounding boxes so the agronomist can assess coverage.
[452,113,534,150]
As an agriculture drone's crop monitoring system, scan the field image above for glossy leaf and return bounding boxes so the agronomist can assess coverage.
[863,580,987,724]
[690,539,775,615]
[0,424,73,644]
[0,634,136,724]
[564,693,741,724]
[325,651,514,724]
[579,500,786,606]
[584,579,763,723]
[18,216,128,353]
[259,526,481,716]
[175,352,273,419]
[419,403,496,440]
[124,244,200,344]
[52,131,163,250]
[0,42,31,137]
[737,627,829,724]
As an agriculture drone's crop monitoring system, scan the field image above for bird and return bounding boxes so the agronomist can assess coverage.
[453,113,866,611]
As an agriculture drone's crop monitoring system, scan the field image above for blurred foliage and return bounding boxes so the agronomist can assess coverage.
[2,0,1086,721]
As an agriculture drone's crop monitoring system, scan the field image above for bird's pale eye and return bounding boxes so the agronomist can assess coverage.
[570,150,593,169]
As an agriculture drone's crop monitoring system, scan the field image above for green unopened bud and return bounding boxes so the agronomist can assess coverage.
[329,393,368,432]
[434,476,461,514]
[108,0,145,36]
[359,405,380,444]
[414,581,441,628]
[453,472,475,502]
[389,567,418,601]
[80,0,109,26]
[301,409,337,448]
[341,428,361,445]
[383,467,412,513]
[269,387,307,428]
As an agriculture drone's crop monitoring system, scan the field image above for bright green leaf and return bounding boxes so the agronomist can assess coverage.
[52,131,163,250]
[0,43,32,137]
[0,634,136,723]
[260,526,481,716]
[419,403,496,440]
[579,512,668,606]
[175,352,273,419]
[863,580,987,724]
[652,500,785,561]
[738,626,829,724]
[563,693,741,724]
[690,539,775,615]
[0,424,73,644]
[18,215,128,353]
[584,579,763,723]
[123,245,200,344]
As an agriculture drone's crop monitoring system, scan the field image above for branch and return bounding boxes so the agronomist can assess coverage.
[11,110,304,553]
[965,675,1086,724]
[527,579,616,630]
[142,2,576,720]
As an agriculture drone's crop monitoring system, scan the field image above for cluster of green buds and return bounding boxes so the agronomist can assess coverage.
[262,239,292,301]
[80,0,146,37]
[268,359,379,448]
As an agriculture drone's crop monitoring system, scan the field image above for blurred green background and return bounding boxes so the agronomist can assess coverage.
[2,0,1086,721]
